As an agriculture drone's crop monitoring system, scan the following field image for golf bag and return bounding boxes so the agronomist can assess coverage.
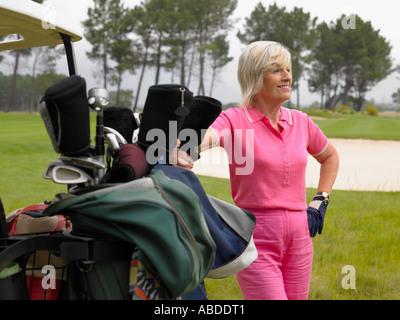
[43,169,216,299]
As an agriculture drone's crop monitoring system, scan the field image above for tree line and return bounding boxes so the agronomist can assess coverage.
[0,1,398,112]
[238,3,396,111]
[83,0,236,111]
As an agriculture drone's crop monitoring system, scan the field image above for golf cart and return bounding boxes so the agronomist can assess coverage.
[0,0,256,301]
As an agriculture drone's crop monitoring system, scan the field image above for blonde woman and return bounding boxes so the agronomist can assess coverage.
[175,41,339,300]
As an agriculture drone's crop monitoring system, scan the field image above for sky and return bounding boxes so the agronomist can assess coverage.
[7,0,400,108]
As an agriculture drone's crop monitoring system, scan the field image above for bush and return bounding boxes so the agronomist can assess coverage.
[337,105,356,115]
[366,105,378,116]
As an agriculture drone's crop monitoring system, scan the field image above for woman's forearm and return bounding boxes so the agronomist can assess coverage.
[314,142,339,194]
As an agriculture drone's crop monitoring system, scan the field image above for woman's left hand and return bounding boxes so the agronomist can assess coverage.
[306,195,329,237]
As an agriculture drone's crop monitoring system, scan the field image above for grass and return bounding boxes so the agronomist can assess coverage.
[199,176,400,300]
[0,113,66,212]
[307,110,400,141]
[1,111,400,300]
[0,112,98,213]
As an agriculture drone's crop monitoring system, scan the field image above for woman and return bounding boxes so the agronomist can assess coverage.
[175,41,339,300]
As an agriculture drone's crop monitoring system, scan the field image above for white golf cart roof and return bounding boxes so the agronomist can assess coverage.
[0,0,83,75]
[0,0,82,51]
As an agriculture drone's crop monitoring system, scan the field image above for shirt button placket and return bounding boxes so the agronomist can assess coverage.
[281,139,289,186]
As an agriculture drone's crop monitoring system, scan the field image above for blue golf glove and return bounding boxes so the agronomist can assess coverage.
[307,195,329,237]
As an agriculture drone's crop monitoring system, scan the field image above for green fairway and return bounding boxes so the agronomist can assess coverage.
[310,112,400,141]
[1,111,399,300]
[0,112,97,213]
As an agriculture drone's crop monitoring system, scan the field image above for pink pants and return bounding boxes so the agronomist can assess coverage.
[236,209,313,300]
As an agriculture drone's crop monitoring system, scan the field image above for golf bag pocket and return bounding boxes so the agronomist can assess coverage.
[40,75,91,157]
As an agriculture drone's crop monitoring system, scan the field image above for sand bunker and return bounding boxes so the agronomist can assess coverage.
[193,138,400,192]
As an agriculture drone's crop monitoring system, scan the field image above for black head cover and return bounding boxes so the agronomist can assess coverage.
[39,75,90,157]
[138,84,193,163]
[104,106,138,144]
[179,95,222,160]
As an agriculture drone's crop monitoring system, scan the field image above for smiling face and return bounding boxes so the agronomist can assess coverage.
[238,41,293,108]
[258,65,292,105]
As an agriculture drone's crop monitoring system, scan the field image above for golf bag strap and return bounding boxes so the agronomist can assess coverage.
[60,239,135,262]
[0,235,135,272]
[0,235,66,271]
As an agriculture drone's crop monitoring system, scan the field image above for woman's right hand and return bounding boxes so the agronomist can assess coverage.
[169,140,194,171]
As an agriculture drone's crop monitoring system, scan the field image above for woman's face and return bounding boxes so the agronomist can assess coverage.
[259,65,292,105]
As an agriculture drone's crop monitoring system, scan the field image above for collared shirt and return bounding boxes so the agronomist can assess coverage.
[210,105,329,211]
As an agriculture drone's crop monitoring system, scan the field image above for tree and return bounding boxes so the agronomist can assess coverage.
[142,0,178,85]
[83,0,137,106]
[3,34,31,112]
[393,89,400,105]
[83,0,114,88]
[237,2,317,107]
[206,34,233,96]
[107,3,137,106]
[129,1,158,111]
[284,7,317,107]
[350,17,393,111]
[167,0,196,86]
[392,67,400,106]
[308,22,343,110]
[191,0,237,95]
[309,15,393,111]
[28,46,62,112]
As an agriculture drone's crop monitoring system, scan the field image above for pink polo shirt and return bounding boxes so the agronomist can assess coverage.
[210,105,328,212]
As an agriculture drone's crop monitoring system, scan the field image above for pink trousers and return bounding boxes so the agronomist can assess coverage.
[236,209,313,300]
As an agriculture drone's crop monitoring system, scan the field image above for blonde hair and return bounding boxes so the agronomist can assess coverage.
[237,41,292,107]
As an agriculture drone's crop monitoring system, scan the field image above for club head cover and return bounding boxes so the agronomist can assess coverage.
[138,84,193,165]
[39,75,91,157]
[110,144,149,183]
[104,106,138,144]
[179,95,222,160]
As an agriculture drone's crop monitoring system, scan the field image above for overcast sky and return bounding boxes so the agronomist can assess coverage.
[18,0,400,107]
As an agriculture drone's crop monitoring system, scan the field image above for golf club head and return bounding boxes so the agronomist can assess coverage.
[43,160,63,180]
[45,164,94,185]
[59,155,108,170]
[106,133,121,152]
[88,88,110,112]
[104,127,128,146]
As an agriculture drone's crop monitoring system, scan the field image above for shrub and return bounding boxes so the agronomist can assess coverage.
[366,105,378,116]
[338,105,356,115]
